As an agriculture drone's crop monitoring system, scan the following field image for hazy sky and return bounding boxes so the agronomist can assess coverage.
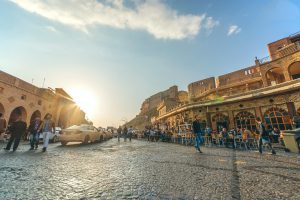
[1,0,300,127]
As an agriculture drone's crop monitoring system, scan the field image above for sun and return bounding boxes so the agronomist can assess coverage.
[68,88,98,120]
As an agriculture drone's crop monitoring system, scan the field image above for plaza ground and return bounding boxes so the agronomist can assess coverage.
[0,139,299,200]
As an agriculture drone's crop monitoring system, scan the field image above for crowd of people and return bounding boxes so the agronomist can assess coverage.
[116,125,134,142]
[1,110,299,156]
[0,111,55,152]
[139,115,300,156]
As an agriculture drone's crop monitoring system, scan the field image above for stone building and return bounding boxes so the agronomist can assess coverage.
[155,32,300,132]
[127,86,188,130]
[0,70,87,128]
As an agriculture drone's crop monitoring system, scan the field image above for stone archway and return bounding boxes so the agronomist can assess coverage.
[0,103,4,116]
[30,110,41,123]
[8,106,27,124]
[264,107,292,130]
[211,113,229,131]
[288,61,300,80]
[234,111,256,131]
[265,67,286,86]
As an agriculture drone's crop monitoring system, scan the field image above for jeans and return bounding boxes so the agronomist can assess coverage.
[258,137,275,153]
[43,132,51,148]
[195,132,202,150]
[30,132,40,148]
[5,135,21,151]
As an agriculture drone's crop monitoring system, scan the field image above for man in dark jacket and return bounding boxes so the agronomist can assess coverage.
[28,117,42,150]
[123,126,128,142]
[117,126,122,142]
[256,117,276,155]
[192,115,203,153]
[4,112,27,152]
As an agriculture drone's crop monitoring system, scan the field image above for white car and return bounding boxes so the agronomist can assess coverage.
[59,124,104,146]
[39,127,61,143]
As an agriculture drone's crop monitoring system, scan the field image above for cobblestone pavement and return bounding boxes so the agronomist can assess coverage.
[0,139,299,200]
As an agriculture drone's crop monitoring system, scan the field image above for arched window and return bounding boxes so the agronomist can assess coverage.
[235,111,256,131]
[212,113,229,131]
[265,67,286,86]
[264,107,292,130]
[288,61,300,80]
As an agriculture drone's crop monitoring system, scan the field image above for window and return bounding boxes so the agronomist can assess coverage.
[21,95,26,100]
[235,111,256,131]
[0,87,3,93]
[38,100,42,105]
[264,107,292,130]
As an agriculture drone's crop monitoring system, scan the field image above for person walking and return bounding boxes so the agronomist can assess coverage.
[192,115,203,153]
[38,114,55,152]
[123,125,128,142]
[117,126,122,142]
[256,117,276,155]
[0,113,7,141]
[4,111,27,152]
[28,117,42,150]
[128,126,133,142]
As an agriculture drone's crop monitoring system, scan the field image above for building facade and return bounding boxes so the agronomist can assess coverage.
[0,70,87,128]
[155,32,300,132]
[127,86,188,130]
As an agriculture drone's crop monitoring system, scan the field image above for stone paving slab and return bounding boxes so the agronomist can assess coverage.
[0,139,299,200]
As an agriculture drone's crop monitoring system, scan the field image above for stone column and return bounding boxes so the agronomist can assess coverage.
[255,107,263,121]
[228,110,235,129]
[261,72,269,87]
[286,102,296,117]
[206,112,211,127]
[283,70,291,82]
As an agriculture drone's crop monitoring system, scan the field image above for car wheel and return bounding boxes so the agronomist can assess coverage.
[83,135,90,144]
[52,136,58,143]
[61,141,67,146]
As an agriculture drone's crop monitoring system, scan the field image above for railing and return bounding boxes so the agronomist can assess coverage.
[258,41,300,64]
[259,56,271,64]
[277,41,300,58]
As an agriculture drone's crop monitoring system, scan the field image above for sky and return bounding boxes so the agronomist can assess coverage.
[1,0,300,127]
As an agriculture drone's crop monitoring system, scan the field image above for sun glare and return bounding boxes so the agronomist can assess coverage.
[68,88,98,120]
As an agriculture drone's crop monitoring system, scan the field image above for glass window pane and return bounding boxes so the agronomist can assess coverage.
[278,124,284,130]
[271,118,277,123]
[265,117,271,124]
[282,112,289,116]
[286,124,292,130]
[277,117,283,123]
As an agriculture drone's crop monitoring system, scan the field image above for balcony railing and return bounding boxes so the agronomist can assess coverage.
[277,41,300,58]
[259,56,271,64]
[258,41,300,64]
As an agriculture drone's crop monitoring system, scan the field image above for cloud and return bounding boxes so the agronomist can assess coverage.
[9,0,218,40]
[45,25,58,33]
[203,16,219,35]
[227,25,241,36]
